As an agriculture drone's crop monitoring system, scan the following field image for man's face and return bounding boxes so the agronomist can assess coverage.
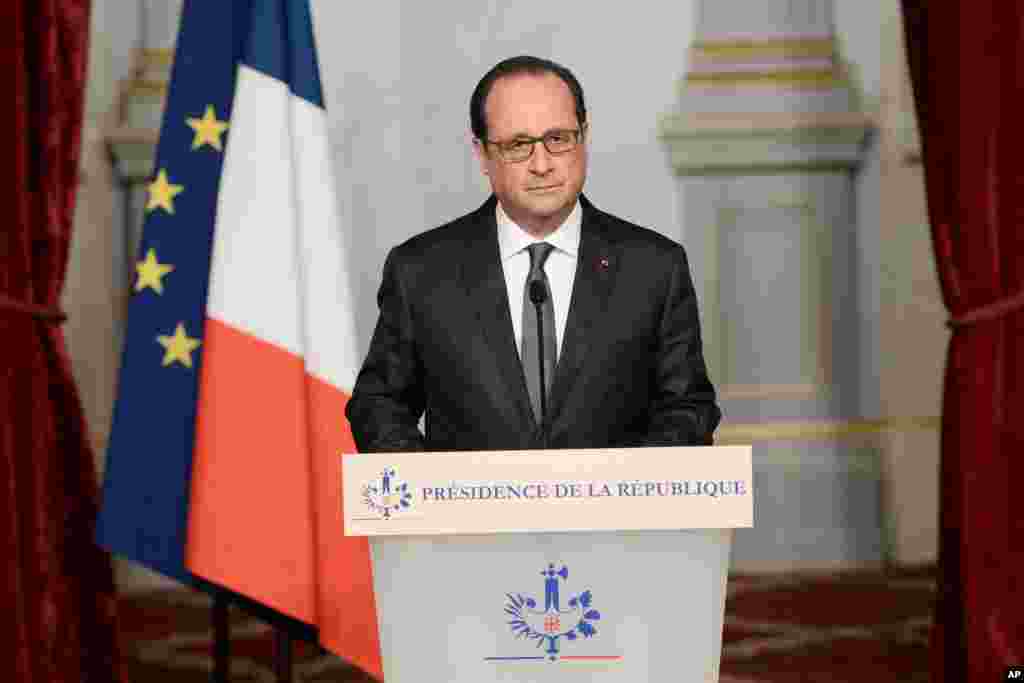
[474,72,588,236]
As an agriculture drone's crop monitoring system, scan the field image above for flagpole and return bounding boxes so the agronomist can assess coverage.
[210,588,299,682]
[212,590,230,682]
[274,629,294,682]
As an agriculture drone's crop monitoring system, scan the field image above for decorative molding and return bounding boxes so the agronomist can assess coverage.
[659,112,871,175]
[685,70,840,88]
[715,416,940,444]
[718,383,828,401]
[138,47,175,66]
[691,37,836,61]
[704,199,831,394]
[106,127,160,145]
[664,111,872,134]
[127,79,169,97]
[681,26,844,93]
[663,7,871,177]
[730,557,885,573]
[105,40,173,186]
[105,128,159,183]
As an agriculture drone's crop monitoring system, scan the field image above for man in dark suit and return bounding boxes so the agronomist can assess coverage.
[346,55,720,452]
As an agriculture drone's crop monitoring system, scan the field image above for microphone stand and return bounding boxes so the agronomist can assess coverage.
[529,280,548,424]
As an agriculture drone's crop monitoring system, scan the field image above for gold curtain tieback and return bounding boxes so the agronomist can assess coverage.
[0,292,67,323]
[947,289,1024,328]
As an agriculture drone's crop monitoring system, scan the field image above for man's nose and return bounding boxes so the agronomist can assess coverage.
[528,142,553,174]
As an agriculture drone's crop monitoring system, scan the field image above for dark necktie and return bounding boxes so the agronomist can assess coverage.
[521,243,557,425]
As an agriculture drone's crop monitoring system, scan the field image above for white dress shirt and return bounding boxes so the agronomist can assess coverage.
[496,200,581,361]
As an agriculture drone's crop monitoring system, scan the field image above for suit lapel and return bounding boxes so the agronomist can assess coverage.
[547,196,619,426]
[459,197,536,432]
[456,195,619,434]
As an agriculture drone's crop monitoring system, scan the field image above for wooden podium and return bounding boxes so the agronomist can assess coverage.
[342,446,753,682]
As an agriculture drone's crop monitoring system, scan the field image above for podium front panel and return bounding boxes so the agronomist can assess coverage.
[369,528,731,682]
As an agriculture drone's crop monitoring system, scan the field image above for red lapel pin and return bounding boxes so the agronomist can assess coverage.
[599,256,609,269]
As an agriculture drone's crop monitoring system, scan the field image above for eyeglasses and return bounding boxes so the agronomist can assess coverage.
[483,126,586,163]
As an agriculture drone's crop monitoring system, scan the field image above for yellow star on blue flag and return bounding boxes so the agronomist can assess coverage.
[146,169,184,214]
[156,322,202,368]
[186,105,229,151]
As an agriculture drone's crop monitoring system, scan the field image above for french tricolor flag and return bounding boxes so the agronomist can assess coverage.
[96,0,381,676]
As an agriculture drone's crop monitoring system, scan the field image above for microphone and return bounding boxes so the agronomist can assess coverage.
[529,280,548,423]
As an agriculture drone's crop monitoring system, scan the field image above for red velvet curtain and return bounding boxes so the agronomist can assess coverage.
[902,2,1024,681]
[2,0,123,681]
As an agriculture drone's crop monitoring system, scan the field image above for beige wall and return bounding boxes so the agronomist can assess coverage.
[65,18,128,477]
[876,0,945,565]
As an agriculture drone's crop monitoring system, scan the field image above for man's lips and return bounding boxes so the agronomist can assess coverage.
[526,184,563,192]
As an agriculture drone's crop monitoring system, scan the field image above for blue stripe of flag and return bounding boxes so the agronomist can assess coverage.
[243,0,324,108]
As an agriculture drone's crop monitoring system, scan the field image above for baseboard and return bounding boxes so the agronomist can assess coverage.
[115,558,186,594]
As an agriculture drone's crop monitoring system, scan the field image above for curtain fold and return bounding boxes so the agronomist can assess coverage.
[901,2,1024,681]
[2,0,122,681]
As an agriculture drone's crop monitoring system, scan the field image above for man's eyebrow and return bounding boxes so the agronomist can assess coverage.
[499,127,575,140]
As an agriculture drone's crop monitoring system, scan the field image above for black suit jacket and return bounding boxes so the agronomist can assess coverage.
[346,194,721,452]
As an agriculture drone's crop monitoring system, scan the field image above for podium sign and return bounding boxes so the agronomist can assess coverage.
[341,446,753,683]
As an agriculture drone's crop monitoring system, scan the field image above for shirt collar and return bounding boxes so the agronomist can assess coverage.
[496,199,581,262]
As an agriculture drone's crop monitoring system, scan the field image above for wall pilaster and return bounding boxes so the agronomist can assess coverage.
[661,0,882,570]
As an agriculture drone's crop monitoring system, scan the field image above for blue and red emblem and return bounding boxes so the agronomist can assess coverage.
[487,563,620,664]
[361,468,412,519]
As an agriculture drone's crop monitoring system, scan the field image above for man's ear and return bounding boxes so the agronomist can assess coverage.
[472,137,490,176]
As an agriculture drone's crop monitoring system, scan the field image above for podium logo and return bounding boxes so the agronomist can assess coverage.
[361,467,413,519]
[485,564,622,665]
